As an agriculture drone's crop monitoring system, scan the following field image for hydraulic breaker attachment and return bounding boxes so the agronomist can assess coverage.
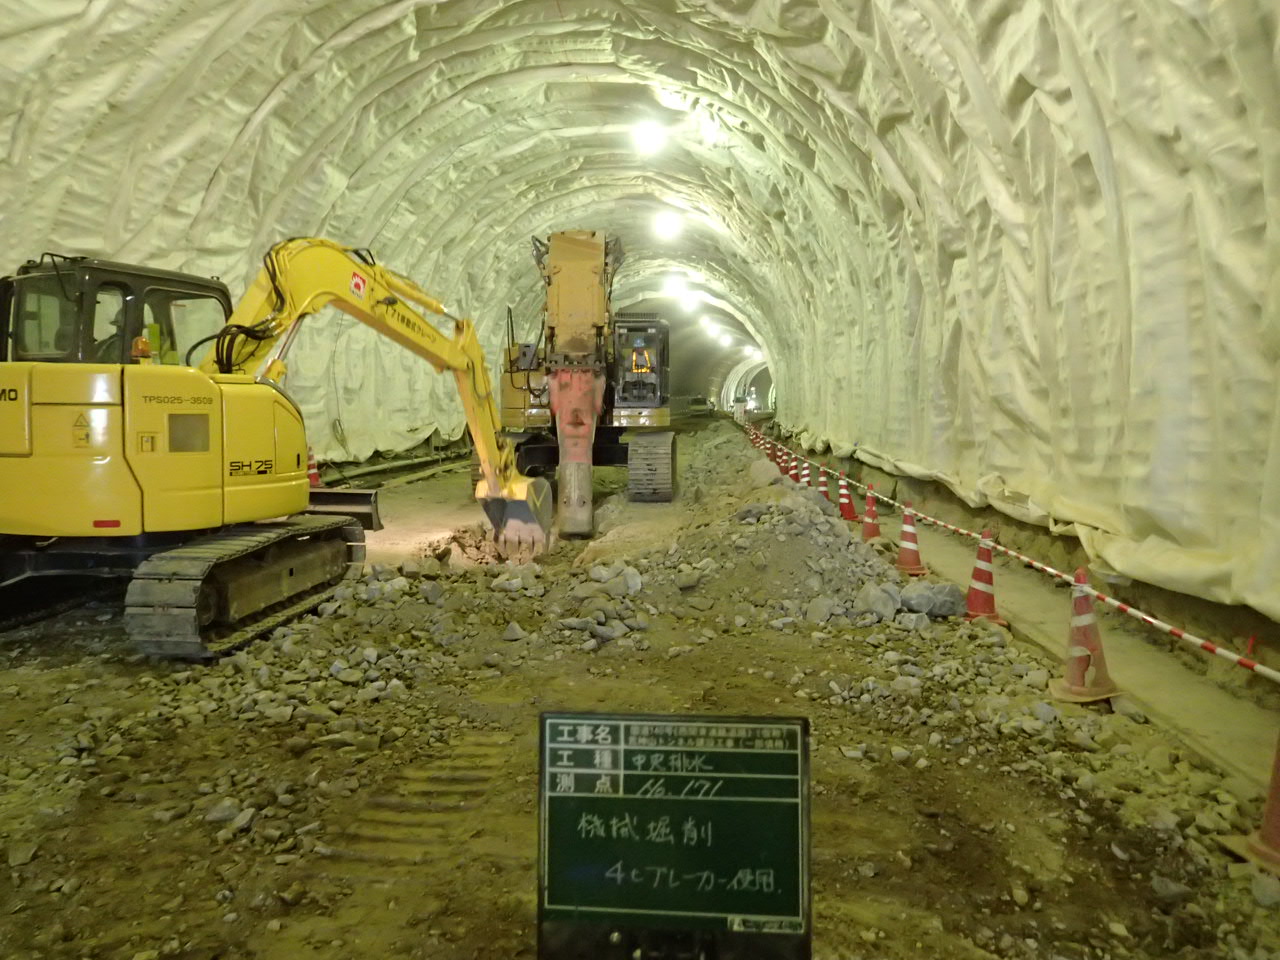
[479,474,555,560]
[549,367,605,537]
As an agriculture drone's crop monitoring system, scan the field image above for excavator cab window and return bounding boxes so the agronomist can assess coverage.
[143,288,228,365]
[89,285,128,363]
[3,271,83,362]
[613,322,667,408]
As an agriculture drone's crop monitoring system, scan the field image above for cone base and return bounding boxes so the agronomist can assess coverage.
[896,562,928,576]
[1219,833,1280,876]
[1048,677,1118,703]
[966,612,1008,627]
[861,525,881,541]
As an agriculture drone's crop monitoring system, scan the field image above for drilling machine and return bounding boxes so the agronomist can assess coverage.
[496,230,675,536]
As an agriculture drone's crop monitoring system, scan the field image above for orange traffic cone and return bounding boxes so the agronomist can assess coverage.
[895,503,928,576]
[799,460,811,487]
[861,485,881,540]
[837,474,860,522]
[1225,732,1280,874]
[788,453,801,483]
[964,530,1006,625]
[775,444,788,475]
[307,448,323,488]
[1049,568,1118,703]
[817,465,830,501]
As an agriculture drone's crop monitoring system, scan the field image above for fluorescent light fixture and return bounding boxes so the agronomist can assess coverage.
[652,210,683,240]
[631,120,667,155]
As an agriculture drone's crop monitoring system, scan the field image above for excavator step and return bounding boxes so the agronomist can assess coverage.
[124,515,365,660]
[626,431,676,502]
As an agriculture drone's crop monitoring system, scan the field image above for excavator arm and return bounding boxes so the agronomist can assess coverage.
[200,237,552,556]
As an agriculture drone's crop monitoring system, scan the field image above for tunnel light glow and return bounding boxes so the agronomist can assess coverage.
[699,315,718,335]
[679,290,703,313]
[652,209,683,240]
[630,120,668,155]
[661,275,687,297]
[719,333,732,347]
[655,87,693,112]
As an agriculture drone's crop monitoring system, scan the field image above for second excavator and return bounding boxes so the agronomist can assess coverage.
[0,238,551,657]
[496,230,675,536]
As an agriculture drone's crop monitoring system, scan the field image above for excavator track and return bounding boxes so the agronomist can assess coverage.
[626,431,676,502]
[124,515,365,660]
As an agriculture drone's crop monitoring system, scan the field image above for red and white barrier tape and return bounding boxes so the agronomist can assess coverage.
[745,428,1280,686]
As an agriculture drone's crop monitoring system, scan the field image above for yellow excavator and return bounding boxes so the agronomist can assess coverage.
[0,238,552,658]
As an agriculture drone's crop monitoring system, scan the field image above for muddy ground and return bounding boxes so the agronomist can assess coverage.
[1,421,1278,960]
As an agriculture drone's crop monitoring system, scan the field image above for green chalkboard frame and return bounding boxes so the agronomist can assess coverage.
[537,712,811,960]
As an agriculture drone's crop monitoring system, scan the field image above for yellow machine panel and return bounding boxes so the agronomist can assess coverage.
[499,344,551,431]
[0,363,31,455]
[610,407,671,429]
[216,375,310,524]
[122,365,224,531]
[0,362,142,536]
[546,230,608,353]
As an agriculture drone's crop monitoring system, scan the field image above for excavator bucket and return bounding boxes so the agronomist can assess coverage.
[478,475,555,560]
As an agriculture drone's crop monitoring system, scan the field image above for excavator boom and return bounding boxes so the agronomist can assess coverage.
[206,238,552,557]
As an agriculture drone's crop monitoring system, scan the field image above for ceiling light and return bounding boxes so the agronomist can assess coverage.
[652,210,683,240]
[679,291,703,313]
[719,333,732,347]
[661,275,687,297]
[630,120,667,155]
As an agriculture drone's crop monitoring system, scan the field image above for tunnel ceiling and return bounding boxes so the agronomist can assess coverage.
[3,1,1279,618]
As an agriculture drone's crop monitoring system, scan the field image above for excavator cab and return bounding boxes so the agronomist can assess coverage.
[612,317,668,410]
[1,255,233,367]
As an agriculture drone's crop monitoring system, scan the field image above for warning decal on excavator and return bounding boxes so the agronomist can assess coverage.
[72,413,90,448]
[349,271,367,298]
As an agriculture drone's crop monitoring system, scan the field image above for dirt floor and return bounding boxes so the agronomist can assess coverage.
[1,419,1279,960]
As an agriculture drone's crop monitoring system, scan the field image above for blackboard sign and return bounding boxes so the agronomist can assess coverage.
[538,713,811,960]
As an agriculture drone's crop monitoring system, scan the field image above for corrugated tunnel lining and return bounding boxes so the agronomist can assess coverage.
[2,0,1278,617]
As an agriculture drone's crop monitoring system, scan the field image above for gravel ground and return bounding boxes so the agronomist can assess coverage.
[1,421,1278,959]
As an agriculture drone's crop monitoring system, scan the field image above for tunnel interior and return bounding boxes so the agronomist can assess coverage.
[2,1,1278,615]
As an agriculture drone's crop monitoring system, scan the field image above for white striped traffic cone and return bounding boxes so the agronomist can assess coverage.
[1049,568,1118,703]
[817,465,830,501]
[307,448,322,488]
[788,453,801,483]
[895,503,928,576]
[799,460,811,487]
[861,485,881,540]
[964,530,1006,625]
[837,474,860,522]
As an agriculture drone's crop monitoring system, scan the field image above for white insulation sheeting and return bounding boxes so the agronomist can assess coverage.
[1,1,1278,617]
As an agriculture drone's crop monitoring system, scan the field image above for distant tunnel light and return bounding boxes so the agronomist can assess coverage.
[700,315,718,335]
[718,333,732,347]
[631,120,668,155]
[652,209,683,240]
[661,275,687,297]
[679,291,703,313]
